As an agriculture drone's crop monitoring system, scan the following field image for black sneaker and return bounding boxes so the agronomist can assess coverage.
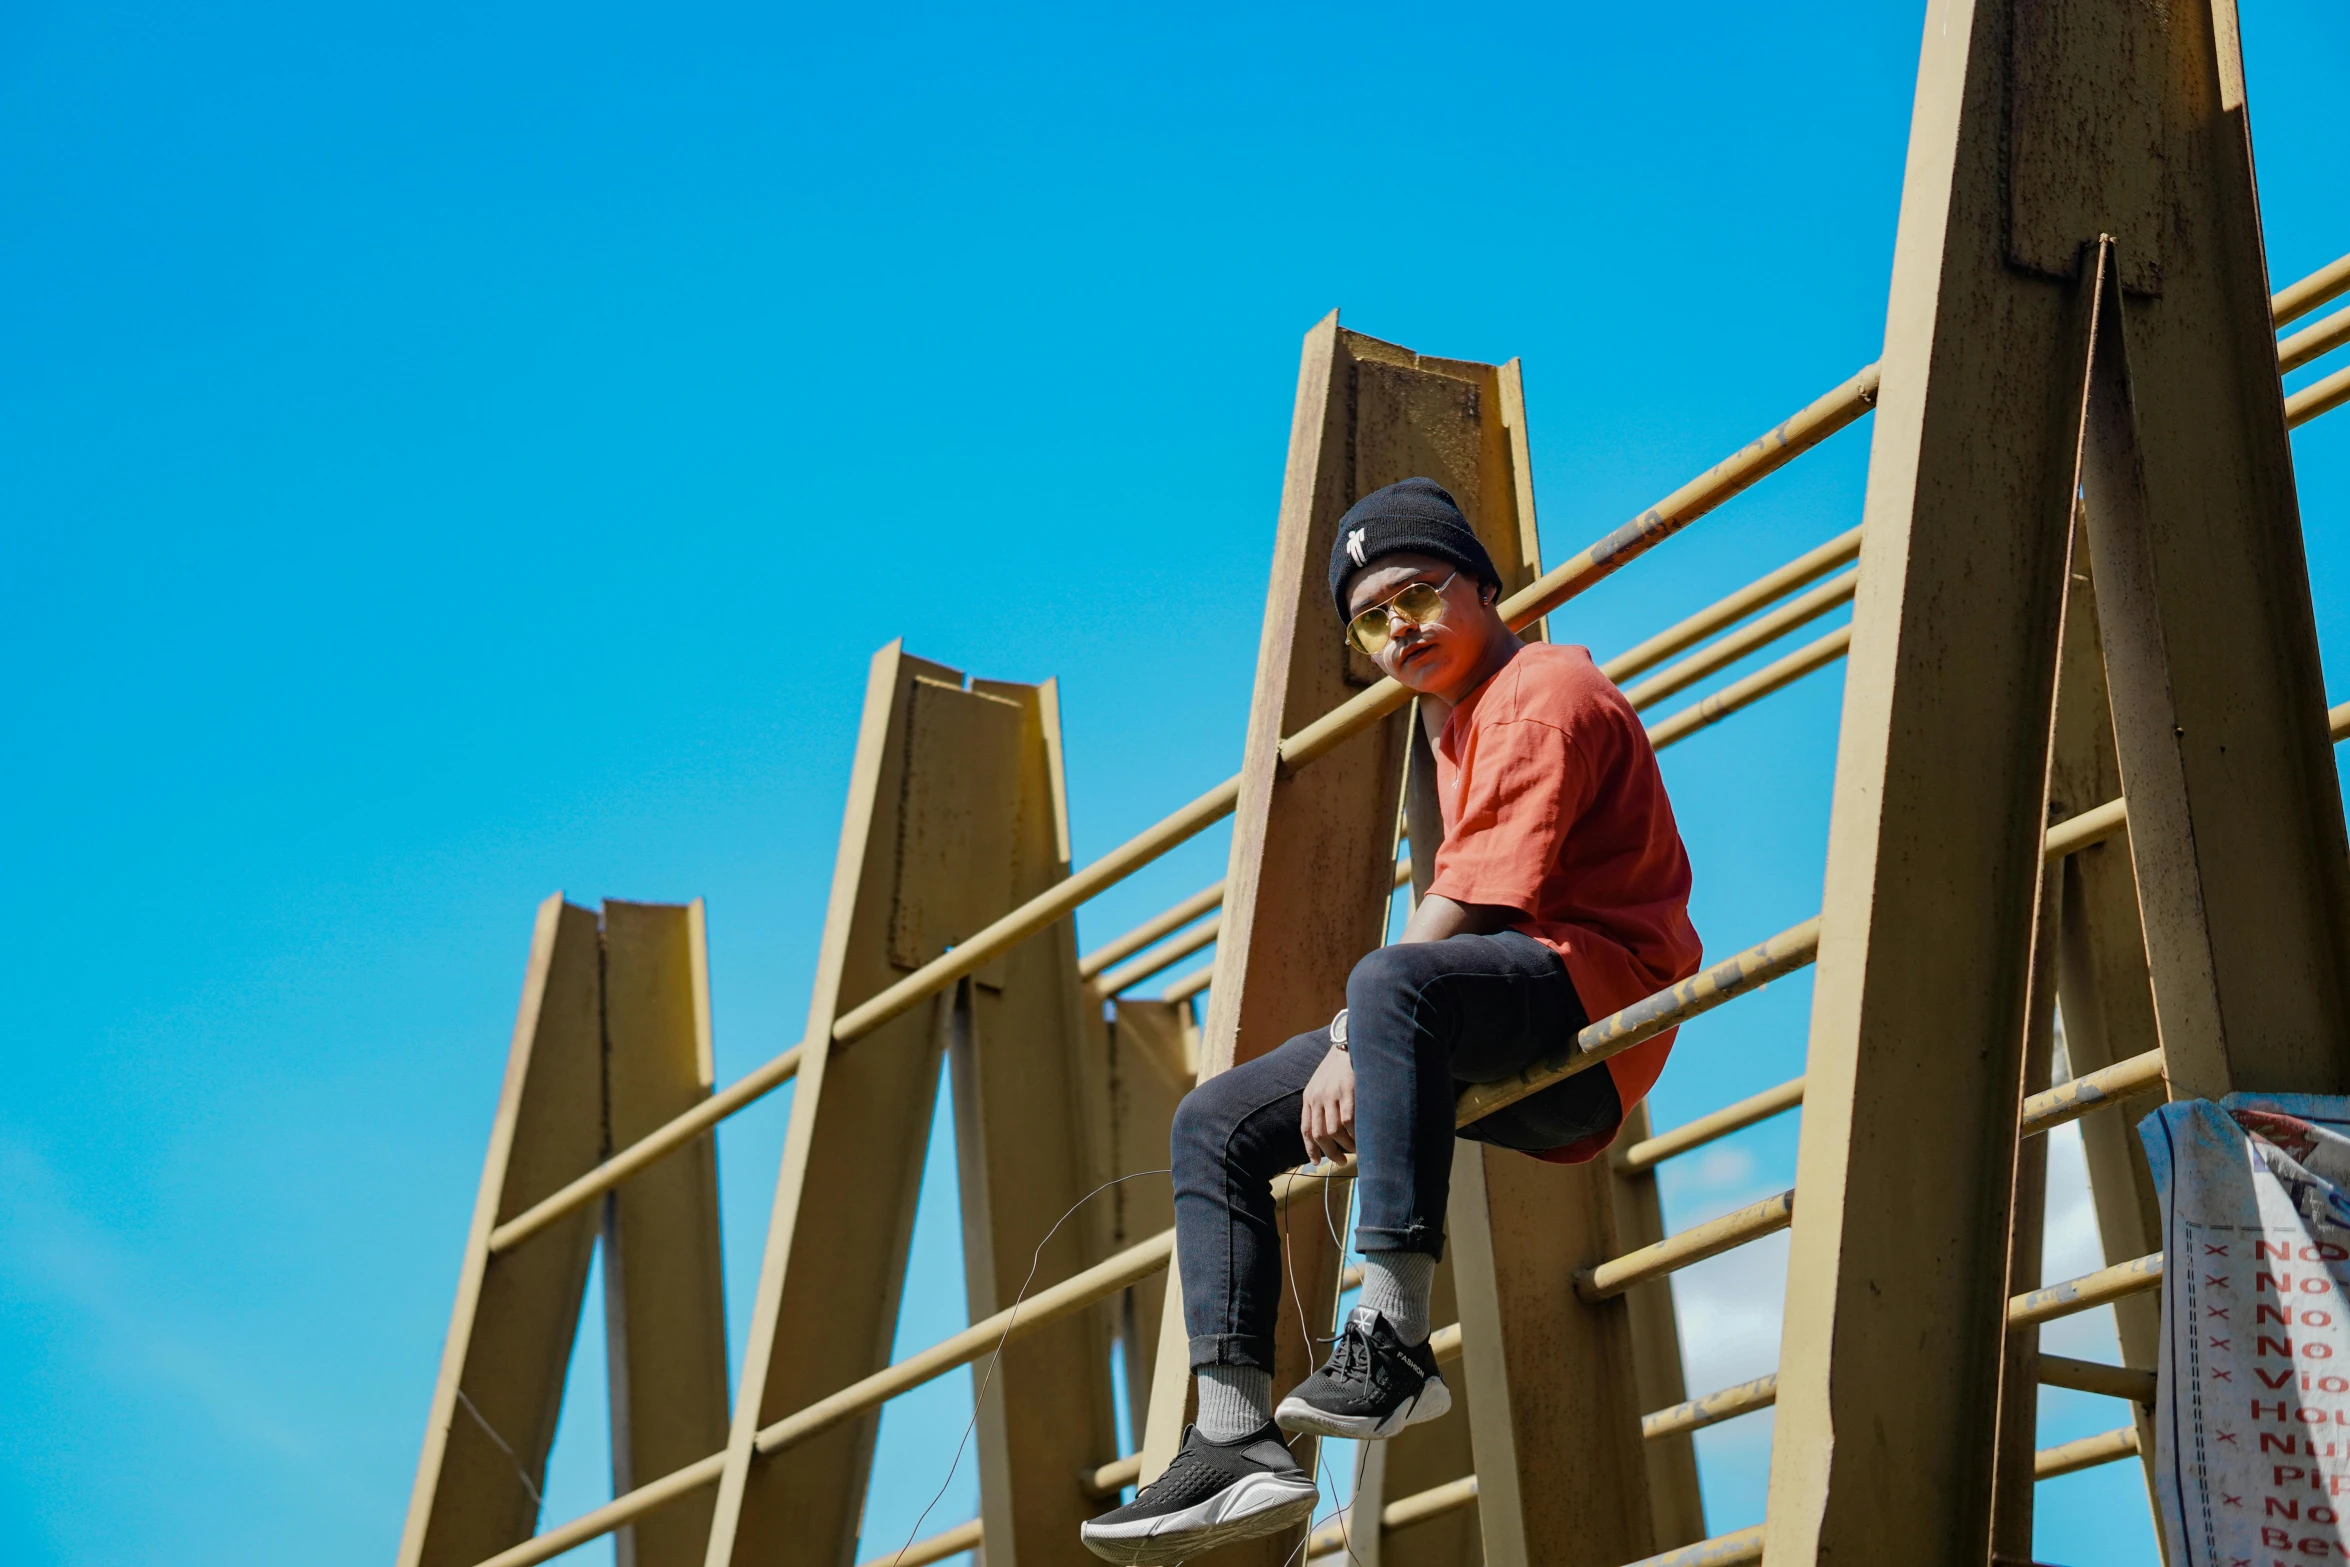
[1274,1305,1451,1440]
[1078,1421,1318,1563]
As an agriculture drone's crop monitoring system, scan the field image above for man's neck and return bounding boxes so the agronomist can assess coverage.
[1416,623,1524,740]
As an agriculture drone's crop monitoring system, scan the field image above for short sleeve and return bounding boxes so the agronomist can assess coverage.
[1426,717,1598,912]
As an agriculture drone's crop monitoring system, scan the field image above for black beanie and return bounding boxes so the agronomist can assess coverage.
[1327,478,1503,623]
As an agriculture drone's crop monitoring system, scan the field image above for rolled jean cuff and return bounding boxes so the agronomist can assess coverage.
[1189,1331,1277,1372]
[1353,1221,1445,1258]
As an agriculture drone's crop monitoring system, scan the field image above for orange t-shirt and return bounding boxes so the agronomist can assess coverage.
[1425,642,1702,1162]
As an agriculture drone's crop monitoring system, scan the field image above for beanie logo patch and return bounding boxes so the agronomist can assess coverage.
[1345,527,1368,567]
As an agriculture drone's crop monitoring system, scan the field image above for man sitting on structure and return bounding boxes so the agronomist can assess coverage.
[1081,477,1703,1563]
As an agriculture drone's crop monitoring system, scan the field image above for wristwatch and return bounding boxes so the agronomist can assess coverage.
[1329,1007,1349,1051]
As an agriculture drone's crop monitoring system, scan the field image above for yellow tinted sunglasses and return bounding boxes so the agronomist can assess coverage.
[1345,573,1457,656]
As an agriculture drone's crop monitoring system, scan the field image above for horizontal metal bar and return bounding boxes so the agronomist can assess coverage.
[2010,1251,2163,1328]
[1454,917,1823,1127]
[1642,1374,1780,1440]
[1079,879,1225,979]
[1498,364,1882,639]
[1619,1077,1805,1172]
[1306,1475,1482,1557]
[1578,1189,1795,1302]
[1620,980,2158,1183]
[1644,626,1852,749]
[1602,526,1865,685]
[1585,1076,2163,1312]
[2037,1353,2157,1404]
[1624,568,1857,711]
[1622,1524,1766,1567]
[756,1227,1179,1458]
[853,1518,983,1567]
[473,1450,729,1567]
[2042,797,2128,860]
[1090,914,1220,997]
[2288,363,2350,428]
[1161,964,1213,1004]
[2280,303,2350,374]
[1618,1416,2139,1567]
[1086,1454,1142,1498]
[487,1043,806,1252]
[2277,250,2350,328]
[1636,1350,2149,1448]
[2036,1423,2140,1480]
[2020,1049,2165,1137]
[1382,1474,1481,1531]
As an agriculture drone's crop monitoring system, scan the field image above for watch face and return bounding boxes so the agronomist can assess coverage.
[1330,1007,1349,1045]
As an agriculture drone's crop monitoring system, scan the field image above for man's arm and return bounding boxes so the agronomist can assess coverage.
[1397,891,1523,944]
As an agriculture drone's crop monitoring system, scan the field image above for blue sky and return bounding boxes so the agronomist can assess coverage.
[1,3,2344,1564]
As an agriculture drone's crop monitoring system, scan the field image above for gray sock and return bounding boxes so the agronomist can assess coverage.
[1194,1364,1273,1442]
[1358,1250,1435,1345]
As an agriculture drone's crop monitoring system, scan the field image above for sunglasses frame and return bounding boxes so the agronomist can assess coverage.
[1345,571,1460,656]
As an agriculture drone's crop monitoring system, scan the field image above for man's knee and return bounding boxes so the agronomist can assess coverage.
[1171,1077,1244,1171]
[1346,941,1433,1012]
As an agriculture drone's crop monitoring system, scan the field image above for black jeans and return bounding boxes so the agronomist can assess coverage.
[1171,930,1617,1370]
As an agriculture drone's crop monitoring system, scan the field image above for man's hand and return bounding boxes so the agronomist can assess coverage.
[1301,1045,1356,1164]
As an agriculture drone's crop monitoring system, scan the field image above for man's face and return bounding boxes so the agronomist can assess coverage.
[1344,551,1496,697]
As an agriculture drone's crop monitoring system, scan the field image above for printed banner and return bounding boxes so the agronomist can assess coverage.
[2141,1094,2350,1567]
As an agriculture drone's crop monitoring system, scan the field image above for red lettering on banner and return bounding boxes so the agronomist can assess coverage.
[2267,1274,2300,1294]
[2282,1468,2311,1485]
[2258,1401,2293,1421]
[2265,1371,2299,1389]
[2277,1500,2308,1519]
[2308,1280,2333,1296]
[2266,1528,2294,1548]
[2300,1245,2349,1263]
[2267,1243,2299,1261]
[2268,1338,2302,1358]
[2272,1435,2305,1453]
[2270,1307,2300,1326]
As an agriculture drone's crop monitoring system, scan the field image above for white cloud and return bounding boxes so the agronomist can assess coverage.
[0,1137,362,1503]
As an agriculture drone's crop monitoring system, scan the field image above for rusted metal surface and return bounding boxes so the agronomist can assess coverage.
[2008,1251,2164,1328]
[1576,1190,1796,1302]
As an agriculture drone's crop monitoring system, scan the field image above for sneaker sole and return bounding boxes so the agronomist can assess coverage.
[1079,1471,1320,1564]
[1273,1373,1453,1441]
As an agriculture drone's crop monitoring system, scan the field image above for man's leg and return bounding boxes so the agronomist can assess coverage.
[1343,930,1590,1287]
[1081,1032,1327,1563]
[1274,931,1588,1441]
[1168,1027,1326,1434]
